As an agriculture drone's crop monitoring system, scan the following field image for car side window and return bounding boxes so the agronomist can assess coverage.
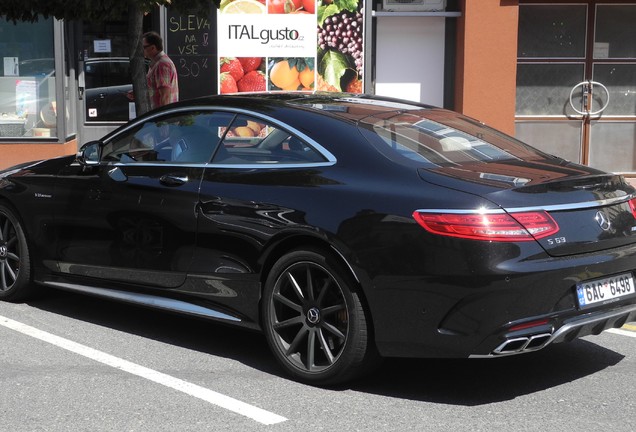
[212,114,326,165]
[101,111,234,164]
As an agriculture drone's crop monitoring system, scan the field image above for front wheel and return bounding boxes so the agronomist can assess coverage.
[0,203,34,301]
[262,248,377,385]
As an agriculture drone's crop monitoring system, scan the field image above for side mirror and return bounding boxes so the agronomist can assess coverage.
[77,141,102,166]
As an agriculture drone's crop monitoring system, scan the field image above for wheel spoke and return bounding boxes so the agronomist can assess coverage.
[321,321,346,341]
[273,291,302,312]
[316,277,332,305]
[1,262,8,291]
[306,328,316,369]
[286,325,308,356]
[273,315,304,331]
[317,328,336,364]
[305,266,315,301]
[322,303,345,316]
[0,217,7,241]
[3,261,17,284]
[287,272,304,300]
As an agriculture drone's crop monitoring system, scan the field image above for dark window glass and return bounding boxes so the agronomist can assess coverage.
[102,111,234,164]
[594,5,636,59]
[518,5,587,58]
[213,114,326,164]
[359,110,548,168]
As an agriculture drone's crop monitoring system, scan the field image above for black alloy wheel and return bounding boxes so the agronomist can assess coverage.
[0,204,33,301]
[263,248,376,385]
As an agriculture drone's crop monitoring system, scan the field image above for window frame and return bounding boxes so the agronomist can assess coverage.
[99,106,337,169]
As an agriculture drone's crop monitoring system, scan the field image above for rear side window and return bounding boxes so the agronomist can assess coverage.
[359,111,550,167]
[211,114,326,165]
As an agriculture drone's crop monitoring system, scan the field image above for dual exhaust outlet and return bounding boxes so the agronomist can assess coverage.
[493,332,553,355]
[472,304,636,358]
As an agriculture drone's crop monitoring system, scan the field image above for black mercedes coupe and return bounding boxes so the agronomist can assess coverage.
[1,93,636,385]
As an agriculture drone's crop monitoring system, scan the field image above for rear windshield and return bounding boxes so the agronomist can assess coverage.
[358,110,551,167]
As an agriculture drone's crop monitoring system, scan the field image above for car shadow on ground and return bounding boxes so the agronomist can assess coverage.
[28,289,625,406]
[27,289,282,375]
[350,340,624,405]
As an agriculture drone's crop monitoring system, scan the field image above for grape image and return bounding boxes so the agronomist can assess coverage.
[318,10,364,74]
[316,0,363,92]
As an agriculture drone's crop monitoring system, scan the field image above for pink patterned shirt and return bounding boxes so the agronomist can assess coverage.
[147,52,179,109]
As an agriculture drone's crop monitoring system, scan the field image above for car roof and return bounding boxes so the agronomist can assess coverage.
[85,57,129,63]
[165,92,440,123]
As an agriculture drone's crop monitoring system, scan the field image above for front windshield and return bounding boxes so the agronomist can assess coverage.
[359,110,551,167]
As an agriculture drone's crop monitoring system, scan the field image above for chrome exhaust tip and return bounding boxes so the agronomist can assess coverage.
[493,333,552,355]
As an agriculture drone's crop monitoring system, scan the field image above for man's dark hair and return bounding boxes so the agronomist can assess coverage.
[143,31,164,51]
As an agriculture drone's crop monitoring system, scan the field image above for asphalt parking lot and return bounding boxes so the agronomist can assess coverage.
[1,290,635,431]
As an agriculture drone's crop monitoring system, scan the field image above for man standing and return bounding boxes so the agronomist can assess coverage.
[143,31,179,109]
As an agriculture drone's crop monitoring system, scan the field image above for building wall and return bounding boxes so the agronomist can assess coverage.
[2,2,521,170]
[374,16,446,106]
[455,0,519,135]
[1,140,77,168]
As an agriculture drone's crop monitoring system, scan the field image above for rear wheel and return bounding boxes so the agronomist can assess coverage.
[0,204,34,301]
[262,248,377,385]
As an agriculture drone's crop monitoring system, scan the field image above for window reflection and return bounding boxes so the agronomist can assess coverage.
[0,18,56,138]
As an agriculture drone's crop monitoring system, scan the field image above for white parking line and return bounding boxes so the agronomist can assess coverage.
[0,315,287,425]
[607,328,636,338]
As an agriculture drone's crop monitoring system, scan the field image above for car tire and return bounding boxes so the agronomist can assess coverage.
[262,248,378,385]
[0,203,34,301]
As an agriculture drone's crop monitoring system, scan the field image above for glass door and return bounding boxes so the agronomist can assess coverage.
[588,4,636,172]
[515,2,636,175]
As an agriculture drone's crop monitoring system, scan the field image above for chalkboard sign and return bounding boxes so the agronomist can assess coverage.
[166,8,218,101]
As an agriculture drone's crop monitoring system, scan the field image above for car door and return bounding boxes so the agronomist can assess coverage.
[189,113,334,318]
[52,109,234,288]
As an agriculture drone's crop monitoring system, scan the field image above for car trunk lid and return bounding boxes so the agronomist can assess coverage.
[418,159,636,257]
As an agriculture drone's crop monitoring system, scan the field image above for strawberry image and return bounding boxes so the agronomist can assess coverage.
[238,57,262,73]
[220,72,238,94]
[220,57,244,82]
[237,71,266,92]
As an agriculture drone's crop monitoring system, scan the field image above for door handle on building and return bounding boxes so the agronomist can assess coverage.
[568,80,610,118]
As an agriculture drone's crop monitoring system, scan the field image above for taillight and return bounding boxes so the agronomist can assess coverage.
[412,210,559,242]
[508,319,550,332]
[629,198,636,219]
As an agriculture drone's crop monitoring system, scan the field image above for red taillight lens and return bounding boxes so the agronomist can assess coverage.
[508,319,550,332]
[629,198,636,219]
[412,210,559,242]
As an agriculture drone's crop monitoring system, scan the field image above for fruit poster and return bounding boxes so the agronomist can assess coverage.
[217,0,364,94]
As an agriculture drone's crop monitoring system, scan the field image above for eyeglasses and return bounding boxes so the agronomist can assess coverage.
[143,44,152,49]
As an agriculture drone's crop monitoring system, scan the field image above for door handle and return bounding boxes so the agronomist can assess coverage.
[568,80,610,118]
[160,174,189,186]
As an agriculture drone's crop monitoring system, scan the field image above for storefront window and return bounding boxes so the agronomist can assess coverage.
[82,21,135,123]
[0,18,57,138]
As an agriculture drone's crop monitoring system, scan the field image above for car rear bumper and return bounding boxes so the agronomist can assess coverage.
[469,303,636,358]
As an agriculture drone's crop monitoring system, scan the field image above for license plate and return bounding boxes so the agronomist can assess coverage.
[576,272,636,309]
